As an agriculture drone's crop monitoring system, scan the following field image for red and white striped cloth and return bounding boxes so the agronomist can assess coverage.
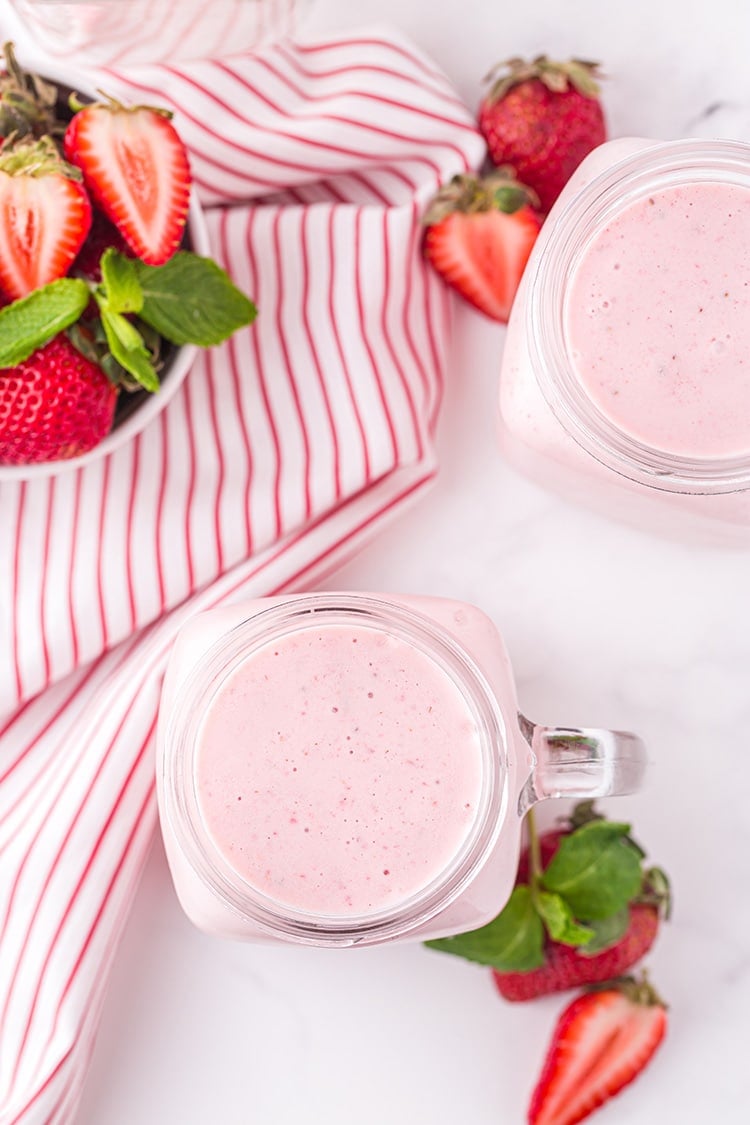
[8,0,306,66]
[0,30,483,1124]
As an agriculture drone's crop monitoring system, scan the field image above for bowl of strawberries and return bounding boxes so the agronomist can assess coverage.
[0,44,254,479]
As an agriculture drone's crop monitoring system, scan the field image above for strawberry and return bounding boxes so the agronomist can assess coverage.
[494,815,669,1001]
[0,334,117,464]
[72,208,132,284]
[0,138,92,301]
[423,171,541,322]
[494,902,660,1002]
[64,96,191,266]
[527,976,668,1125]
[425,803,671,999]
[0,41,59,144]
[478,57,606,214]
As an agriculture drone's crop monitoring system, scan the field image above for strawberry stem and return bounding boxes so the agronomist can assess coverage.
[527,807,543,891]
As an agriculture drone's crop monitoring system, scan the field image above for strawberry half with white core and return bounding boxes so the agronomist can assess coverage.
[64,95,191,266]
[423,171,541,322]
[0,138,92,300]
[528,976,668,1125]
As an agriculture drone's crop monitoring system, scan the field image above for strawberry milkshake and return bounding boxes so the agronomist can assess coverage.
[565,181,750,459]
[195,622,484,917]
[499,138,750,541]
[157,594,646,946]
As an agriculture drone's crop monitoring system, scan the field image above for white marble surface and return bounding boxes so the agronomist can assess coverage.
[7,0,746,1121]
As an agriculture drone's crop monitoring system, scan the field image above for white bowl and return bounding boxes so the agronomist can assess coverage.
[0,65,211,483]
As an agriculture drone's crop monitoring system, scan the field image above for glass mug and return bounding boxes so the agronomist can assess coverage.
[156,594,646,947]
[499,138,750,543]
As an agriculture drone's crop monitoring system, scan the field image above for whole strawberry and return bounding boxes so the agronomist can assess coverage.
[0,334,117,464]
[425,802,670,1000]
[423,171,541,322]
[478,56,606,213]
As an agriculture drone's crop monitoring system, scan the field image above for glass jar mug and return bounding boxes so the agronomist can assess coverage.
[157,594,646,947]
[499,138,750,543]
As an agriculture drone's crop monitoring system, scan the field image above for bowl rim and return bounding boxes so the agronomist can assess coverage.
[0,63,211,484]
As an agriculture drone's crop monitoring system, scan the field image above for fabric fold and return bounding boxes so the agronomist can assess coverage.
[0,29,483,1124]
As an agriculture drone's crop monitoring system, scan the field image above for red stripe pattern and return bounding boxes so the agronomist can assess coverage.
[7,0,306,66]
[0,32,483,1124]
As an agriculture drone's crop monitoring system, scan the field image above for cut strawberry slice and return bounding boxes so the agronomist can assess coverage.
[423,172,540,323]
[528,976,667,1125]
[0,138,92,301]
[64,98,191,266]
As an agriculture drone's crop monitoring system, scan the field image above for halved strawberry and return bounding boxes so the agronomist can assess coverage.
[0,137,92,301]
[423,171,541,322]
[528,976,667,1125]
[64,96,191,266]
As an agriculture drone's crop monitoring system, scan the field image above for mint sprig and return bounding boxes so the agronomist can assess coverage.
[132,252,257,347]
[0,279,90,368]
[541,820,643,920]
[99,308,160,393]
[425,886,544,972]
[424,802,668,974]
[0,248,256,391]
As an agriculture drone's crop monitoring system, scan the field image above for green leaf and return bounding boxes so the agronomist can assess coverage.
[536,890,594,947]
[424,886,545,972]
[99,308,159,392]
[578,908,631,956]
[0,278,90,368]
[541,820,643,921]
[100,248,143,315]
[131,251,256,346]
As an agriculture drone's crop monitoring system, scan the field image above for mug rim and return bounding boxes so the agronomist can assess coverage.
[160,593,510,946]
[527,137,750,494]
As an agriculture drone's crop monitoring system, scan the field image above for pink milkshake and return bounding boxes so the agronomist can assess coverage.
[499,138,750,541]
[565,182,750,459]
[195,623,484,916]
[157,594,646,946]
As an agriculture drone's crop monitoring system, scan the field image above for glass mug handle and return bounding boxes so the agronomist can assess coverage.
[517,714,647,816]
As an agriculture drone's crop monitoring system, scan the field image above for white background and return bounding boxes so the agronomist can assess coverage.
[17,0,748,1121]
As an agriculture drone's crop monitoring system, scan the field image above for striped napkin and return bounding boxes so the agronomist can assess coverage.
[0,30,483,1124]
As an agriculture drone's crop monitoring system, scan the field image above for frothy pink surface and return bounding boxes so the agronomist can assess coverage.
[566,181,750,458]
[195,623,483,916]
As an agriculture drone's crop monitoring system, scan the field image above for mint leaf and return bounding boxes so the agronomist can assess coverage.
[99,308,159,392]
[0,279,90,368]
[424,886,544,972]
[100,248,143,314]
[578,908,631,956]
[541,820,643,921]
[536,890,594,947]
[131,251,256,346]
